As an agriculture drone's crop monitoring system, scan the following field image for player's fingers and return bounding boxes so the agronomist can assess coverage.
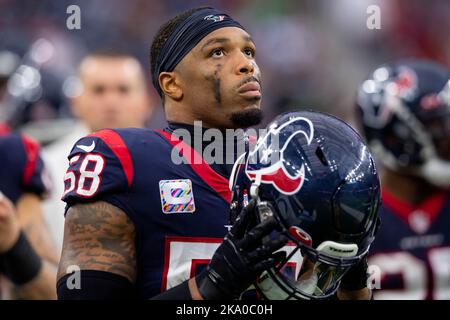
[239,217,278,250]
[246,234,288,262]
[252,259,275,273]
[0,192,13,211]
[230,199,256,239]
[252,251,288,273]
[251,252,284,273]
[264,234,289,253]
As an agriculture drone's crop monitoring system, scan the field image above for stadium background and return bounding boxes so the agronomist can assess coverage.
[1,0,449,144]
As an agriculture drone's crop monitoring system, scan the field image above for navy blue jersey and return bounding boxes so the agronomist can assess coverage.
[369,189,450,300]
[0,132,49,204]
[62,128,232,299]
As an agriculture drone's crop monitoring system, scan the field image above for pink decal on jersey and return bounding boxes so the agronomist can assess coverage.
[381,189,448,232]
[156,130,231,203]
[90,129,134,187]
[21,134,40,186]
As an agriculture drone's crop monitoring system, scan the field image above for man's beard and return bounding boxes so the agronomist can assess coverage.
[230,108,263,128]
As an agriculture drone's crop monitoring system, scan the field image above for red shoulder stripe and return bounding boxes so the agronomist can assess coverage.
[21,134,40,186]
[155,129,231,203]
[89,129,134,187]
[381,188,448,227]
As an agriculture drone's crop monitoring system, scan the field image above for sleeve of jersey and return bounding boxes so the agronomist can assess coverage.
[61,129,135,218]
[20,134,51,198]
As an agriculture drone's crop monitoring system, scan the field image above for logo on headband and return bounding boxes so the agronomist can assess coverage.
[204,14,225,22]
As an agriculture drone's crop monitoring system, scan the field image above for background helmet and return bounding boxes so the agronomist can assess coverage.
[355,59,450,188]
[230,110,381,300]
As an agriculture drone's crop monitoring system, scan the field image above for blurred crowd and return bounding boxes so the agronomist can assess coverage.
[1,0,450,136]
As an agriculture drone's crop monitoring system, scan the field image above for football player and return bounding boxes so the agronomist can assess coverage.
[356,59,450,299]
[57,7,373,300]
[0,131,58,299]
[57,6,269,300]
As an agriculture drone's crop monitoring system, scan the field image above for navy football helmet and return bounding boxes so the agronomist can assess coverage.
[356,59,450,188]
[229,110,381,300]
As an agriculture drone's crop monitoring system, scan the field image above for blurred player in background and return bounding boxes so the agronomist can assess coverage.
[0,51,58,300]
[42,50,152,250]
[0,133,58,299]
[356,59,450,299]
[0,140,57,300]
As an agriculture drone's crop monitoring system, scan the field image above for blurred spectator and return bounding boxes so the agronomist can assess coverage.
[42,50,153,250]
[1,49,58,300]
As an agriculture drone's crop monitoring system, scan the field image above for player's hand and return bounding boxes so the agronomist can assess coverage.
[0,191,21,253]
[196,200,288,300]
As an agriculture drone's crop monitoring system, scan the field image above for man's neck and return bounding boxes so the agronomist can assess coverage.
[165,101,217,129]
[381,167,440,205]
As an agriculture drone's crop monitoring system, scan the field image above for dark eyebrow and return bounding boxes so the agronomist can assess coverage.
[201,38,230,51]
[244,35,255,45]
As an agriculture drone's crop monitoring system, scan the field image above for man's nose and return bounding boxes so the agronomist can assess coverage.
[235,53,255,75]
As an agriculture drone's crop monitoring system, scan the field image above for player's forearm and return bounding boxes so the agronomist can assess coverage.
[11,260,57,299]
[189,277,204,300]
[16,193,60,264]
[0,230,57,299]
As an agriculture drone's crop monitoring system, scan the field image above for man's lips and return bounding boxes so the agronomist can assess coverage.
[238,81,262,98]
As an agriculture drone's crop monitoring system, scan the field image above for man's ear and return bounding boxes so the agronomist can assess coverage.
[159,72,183,101]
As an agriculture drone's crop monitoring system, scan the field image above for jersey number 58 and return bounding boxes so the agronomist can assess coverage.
[63,153,105,198]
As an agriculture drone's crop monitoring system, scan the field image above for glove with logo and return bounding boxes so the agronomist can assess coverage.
[196,200,288,300]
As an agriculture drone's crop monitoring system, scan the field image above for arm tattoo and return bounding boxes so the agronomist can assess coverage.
[57,202,136,283]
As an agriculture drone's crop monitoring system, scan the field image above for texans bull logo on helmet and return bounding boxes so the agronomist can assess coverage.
[245,117,314,195]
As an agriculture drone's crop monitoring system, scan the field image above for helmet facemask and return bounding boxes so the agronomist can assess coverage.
[252,199,376,300]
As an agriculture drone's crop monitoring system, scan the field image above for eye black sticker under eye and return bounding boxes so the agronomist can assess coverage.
[204,65,223,104]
